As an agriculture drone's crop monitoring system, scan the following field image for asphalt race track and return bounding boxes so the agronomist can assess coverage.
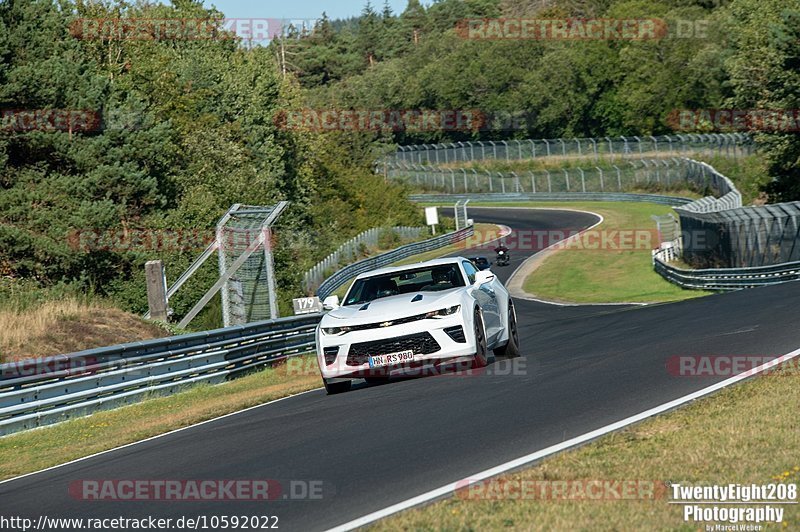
[2,207,800,531]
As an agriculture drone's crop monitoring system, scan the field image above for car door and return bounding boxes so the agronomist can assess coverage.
[463,260,502,343]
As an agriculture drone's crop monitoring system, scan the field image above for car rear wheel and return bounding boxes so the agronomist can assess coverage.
[472,310,492,368]
[323,378,351,395]
[494,301,520,358]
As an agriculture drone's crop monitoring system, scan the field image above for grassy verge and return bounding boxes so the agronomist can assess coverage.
[0,299,167,363]
[461,201,710,304]
[371,369,800,531]
[0,354,321,481]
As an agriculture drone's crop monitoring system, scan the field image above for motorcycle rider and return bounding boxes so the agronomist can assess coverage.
[494,242,510,265]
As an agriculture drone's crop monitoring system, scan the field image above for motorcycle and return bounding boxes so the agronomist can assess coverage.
[495,249,510,267]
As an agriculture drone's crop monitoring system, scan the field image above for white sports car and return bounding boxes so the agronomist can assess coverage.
[316,257,520,394]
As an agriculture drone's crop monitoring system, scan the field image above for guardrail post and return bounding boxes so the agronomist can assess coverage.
[145,261,168,322]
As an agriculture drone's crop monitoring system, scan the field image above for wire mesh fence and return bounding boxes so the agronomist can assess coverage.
[217,204,285,327]
[384,133,753,166]
[302,226,426,294]
[387,158,708,195]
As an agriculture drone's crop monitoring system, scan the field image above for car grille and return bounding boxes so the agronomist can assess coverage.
[346,332,441,366]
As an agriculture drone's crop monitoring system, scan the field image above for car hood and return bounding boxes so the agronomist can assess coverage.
[323,289,464,324]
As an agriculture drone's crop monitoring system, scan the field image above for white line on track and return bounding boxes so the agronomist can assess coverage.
[326,346,800,531]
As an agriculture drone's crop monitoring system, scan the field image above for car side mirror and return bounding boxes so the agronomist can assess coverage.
[322,295,340,310]
[473,270,495,286]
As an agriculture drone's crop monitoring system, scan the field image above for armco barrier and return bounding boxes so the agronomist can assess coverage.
[653,253,800,290]
[0,314,322,436]
[315,225,475,300]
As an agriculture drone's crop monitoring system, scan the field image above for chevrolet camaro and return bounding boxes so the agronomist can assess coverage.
[315,257,520,394]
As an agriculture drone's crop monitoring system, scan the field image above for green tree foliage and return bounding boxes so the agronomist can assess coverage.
[290,0,799,199]
[723,0,800,201]
[0,0,419,321]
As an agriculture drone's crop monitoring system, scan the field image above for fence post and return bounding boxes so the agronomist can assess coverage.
[145,260,168,321]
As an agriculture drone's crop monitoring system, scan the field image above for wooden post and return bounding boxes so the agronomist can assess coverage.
[145,260,168,321]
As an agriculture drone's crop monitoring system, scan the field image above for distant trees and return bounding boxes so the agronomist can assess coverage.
[287,0,800,200]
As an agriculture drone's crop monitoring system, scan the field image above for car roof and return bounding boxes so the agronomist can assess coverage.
[354,256,469,280]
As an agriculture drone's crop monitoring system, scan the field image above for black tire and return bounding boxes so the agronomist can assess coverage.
[494,301,520,358]
[323,378,351,395]
[472,310,491,368]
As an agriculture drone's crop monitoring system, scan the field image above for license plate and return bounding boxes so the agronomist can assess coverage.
[368,350,414,368]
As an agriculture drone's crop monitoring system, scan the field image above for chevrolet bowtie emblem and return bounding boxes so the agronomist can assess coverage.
[380,321,393,327]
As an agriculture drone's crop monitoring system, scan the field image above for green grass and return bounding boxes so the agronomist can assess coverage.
[371,368,800,531]
[462,201,712,304]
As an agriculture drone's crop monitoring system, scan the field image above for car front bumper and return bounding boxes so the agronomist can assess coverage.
[316,314,476,380]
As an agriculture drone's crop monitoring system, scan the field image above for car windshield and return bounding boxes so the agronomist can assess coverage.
[344,263,465,306]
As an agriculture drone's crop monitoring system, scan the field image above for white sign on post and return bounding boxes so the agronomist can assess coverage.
[425,206,439,234]
[293,296,323,315]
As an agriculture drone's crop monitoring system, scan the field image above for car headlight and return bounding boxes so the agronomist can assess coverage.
[322,326,351,335]
[425,305,461,319]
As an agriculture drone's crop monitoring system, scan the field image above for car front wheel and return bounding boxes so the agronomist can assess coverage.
[472,310,494,367]
[494,301,520,358]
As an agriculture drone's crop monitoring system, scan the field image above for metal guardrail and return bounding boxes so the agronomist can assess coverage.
[0,315,322,436]
[653,252,800,290]
[303,226,426,294]
[315,225,475,300]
